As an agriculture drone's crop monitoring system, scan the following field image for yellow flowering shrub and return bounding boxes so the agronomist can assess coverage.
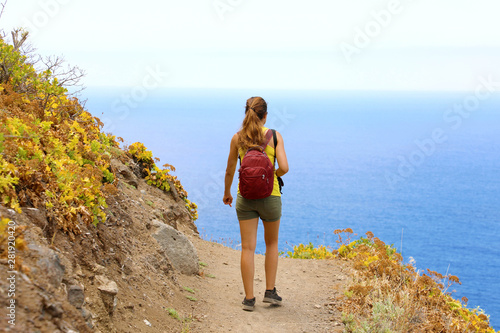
[286,242,334,259]
[128,143,198,221]
[0,38,119,234]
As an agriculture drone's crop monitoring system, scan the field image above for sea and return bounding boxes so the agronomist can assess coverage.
[84,87,500,329]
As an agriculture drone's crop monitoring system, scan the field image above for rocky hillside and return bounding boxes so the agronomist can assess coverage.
[0,154,203,332]
[0,31,204,332]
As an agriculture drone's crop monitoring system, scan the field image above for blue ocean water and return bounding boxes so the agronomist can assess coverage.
[85,88,500,329]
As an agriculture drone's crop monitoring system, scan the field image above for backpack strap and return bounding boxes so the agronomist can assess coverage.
[238,129,274,165]
[272,129,284,194]
[272,129,277,167]
[260,129,274,151]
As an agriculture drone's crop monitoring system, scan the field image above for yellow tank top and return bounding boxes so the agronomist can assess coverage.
[237,127,281,197]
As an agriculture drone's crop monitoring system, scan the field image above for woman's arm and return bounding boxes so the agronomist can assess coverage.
[275,131,289,177]
[223,134,239,207]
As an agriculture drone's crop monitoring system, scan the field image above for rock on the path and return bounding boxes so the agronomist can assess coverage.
[151,220,199,275]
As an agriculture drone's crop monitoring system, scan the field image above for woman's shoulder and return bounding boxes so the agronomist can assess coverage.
[265,128,283,140]
[263,127,280,134]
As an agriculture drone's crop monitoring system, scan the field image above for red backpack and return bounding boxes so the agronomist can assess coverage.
[238,129,276,200]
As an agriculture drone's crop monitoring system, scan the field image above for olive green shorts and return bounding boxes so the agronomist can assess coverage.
[236,194,282,222]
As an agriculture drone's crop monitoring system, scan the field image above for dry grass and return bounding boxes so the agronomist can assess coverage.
[334,229,497,333]
[287,229,498,332]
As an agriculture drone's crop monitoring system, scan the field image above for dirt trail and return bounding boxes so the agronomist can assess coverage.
[182,237,349,333]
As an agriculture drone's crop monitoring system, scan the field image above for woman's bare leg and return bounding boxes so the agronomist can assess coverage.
[263,219,280,290]
[239,218,259,299]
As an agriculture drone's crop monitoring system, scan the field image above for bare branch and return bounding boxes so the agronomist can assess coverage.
[0,0,8,21]
[41,55,65,72]
[39,54,86,95]
[11,29,29,51]
[2,26,87,106]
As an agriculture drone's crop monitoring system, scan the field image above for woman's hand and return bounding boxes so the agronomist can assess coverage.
[223,193,233,207]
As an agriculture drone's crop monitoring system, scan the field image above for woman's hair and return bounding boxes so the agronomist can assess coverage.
[238,96,268,151]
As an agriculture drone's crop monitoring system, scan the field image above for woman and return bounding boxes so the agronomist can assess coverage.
[223,96,289,311]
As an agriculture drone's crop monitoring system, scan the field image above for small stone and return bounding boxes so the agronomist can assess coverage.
[80,307,92,320]
[93,264,106,275]
[144,319,152,327]
[46,302,64,318]
[314,304,322,309]
[96,276,118,294]
[68,285,85,309]
[121,258,134,276]
[96,275,118,315]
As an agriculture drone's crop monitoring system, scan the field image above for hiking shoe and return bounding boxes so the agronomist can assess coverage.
[242,297,256,311]
[263,287,282,305]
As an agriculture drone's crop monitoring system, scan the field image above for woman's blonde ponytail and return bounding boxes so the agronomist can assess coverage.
[238,97,268,151]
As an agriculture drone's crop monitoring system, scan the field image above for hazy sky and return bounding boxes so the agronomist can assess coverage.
[2,0,499,90]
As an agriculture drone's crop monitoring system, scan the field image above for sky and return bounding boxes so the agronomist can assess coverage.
[1,0,500,91]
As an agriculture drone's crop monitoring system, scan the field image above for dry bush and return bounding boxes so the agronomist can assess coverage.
[335,230,497,333]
